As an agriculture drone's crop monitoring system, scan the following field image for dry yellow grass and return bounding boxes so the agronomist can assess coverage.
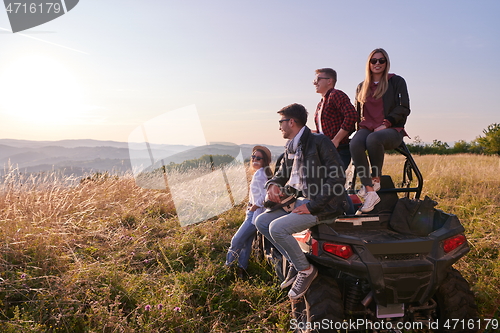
[0,154,498,331]
[384,154,500,317]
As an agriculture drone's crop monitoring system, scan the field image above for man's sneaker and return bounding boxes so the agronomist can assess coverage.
[280,266,298,289]
[359,191,381,213]
[357,181,381,198]
[288,265,318,300]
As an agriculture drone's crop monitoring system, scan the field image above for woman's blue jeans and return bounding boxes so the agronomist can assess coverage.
[225,210,257,269]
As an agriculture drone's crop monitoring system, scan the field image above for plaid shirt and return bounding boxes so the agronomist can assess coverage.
[314,88,357,146]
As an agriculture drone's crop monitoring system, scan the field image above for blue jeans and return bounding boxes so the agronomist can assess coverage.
[225,210,257,269]
[255,198,318,271]
[337,143,351,170]
[337,144,355,214]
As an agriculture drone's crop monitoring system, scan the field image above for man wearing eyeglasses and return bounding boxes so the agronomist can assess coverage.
[255,103,348,300]
[313,68,357,169]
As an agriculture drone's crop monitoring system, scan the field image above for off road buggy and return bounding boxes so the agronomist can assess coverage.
[258,143,478,332]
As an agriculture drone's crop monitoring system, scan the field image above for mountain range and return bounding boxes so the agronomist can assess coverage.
[0,139,284,178]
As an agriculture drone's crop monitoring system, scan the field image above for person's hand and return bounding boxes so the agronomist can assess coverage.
[374,124,387,132]
[292,205,311,215]
[331,138,339,148]
[249,204,259,212]
[267,184,282,203]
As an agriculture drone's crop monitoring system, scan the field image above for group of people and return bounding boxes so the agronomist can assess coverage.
[225,48,411,299]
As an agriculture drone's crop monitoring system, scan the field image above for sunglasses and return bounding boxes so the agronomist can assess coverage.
[370,58,387,65]
[312,77,331,85]
[251,155,264,161]
[278,118,291,124]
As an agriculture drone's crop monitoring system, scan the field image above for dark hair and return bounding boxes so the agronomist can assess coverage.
[253,148,273,178]
[277,103,308,127]
[315,68,337,83]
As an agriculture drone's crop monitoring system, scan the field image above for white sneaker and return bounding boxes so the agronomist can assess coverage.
[359,191,380,213]
[357,181,381,198]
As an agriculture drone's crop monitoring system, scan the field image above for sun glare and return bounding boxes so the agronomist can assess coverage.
[0,55,84,125]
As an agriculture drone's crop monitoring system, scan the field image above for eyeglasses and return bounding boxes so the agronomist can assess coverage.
[251,155,263,161]
[313,77,331,85]
[370,58,387,65]
[278,118,291,124]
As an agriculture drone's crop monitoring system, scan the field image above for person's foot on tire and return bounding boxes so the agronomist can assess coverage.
[288,265,318,300]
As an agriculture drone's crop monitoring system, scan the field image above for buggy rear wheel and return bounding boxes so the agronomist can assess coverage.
[434,268,479,333]
[292,273,344,333]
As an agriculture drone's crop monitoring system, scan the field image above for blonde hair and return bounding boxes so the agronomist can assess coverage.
[357,48,391,104]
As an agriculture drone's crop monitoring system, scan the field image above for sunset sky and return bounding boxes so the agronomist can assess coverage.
[0,1,499,147]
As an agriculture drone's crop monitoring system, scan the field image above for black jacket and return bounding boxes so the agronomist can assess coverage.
[355,74,410,128]
[268,127,348,219]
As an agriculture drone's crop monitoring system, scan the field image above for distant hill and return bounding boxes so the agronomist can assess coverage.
[0,139,284,177]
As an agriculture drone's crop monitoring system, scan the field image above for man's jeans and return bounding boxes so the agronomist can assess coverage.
[255,198,318,271]
[337,143,351,171]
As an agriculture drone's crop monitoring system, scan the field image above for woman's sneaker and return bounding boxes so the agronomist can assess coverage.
[359,191,380,213]
[288,265,318,300]
[357,181,381,198]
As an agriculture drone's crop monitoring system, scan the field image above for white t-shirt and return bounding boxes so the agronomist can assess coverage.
[249,167,268,224]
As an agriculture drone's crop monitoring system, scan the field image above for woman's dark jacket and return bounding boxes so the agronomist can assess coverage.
[355,74,410,128]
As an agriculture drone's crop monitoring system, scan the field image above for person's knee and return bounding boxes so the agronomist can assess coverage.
[366,134,383,151]
[254,213,270,233]
[350,144,364,157]
[268,220,287,241]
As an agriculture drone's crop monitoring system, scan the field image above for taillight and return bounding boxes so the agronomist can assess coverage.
[443,235,467,253]
[323,243,353,259]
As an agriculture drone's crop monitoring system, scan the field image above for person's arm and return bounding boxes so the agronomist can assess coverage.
[354,83,363,131]
[385,76,410,126]
[311,101,322,134]
[332,128,349,148]
[266,184,282,203]
[265,154,289,202]
[252,169,270,208]
[305,138,346,215]
[331,91,357,146]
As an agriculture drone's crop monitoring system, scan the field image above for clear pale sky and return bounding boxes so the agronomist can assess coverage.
[0,0,498,146]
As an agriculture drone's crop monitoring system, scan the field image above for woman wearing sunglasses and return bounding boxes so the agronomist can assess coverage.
[225,145,273,278]
[350,48,410,213]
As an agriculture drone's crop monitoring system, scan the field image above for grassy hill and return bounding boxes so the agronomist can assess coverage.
[0,154,498,332]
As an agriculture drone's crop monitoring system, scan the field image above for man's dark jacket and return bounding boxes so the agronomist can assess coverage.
[269,126,348,220]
